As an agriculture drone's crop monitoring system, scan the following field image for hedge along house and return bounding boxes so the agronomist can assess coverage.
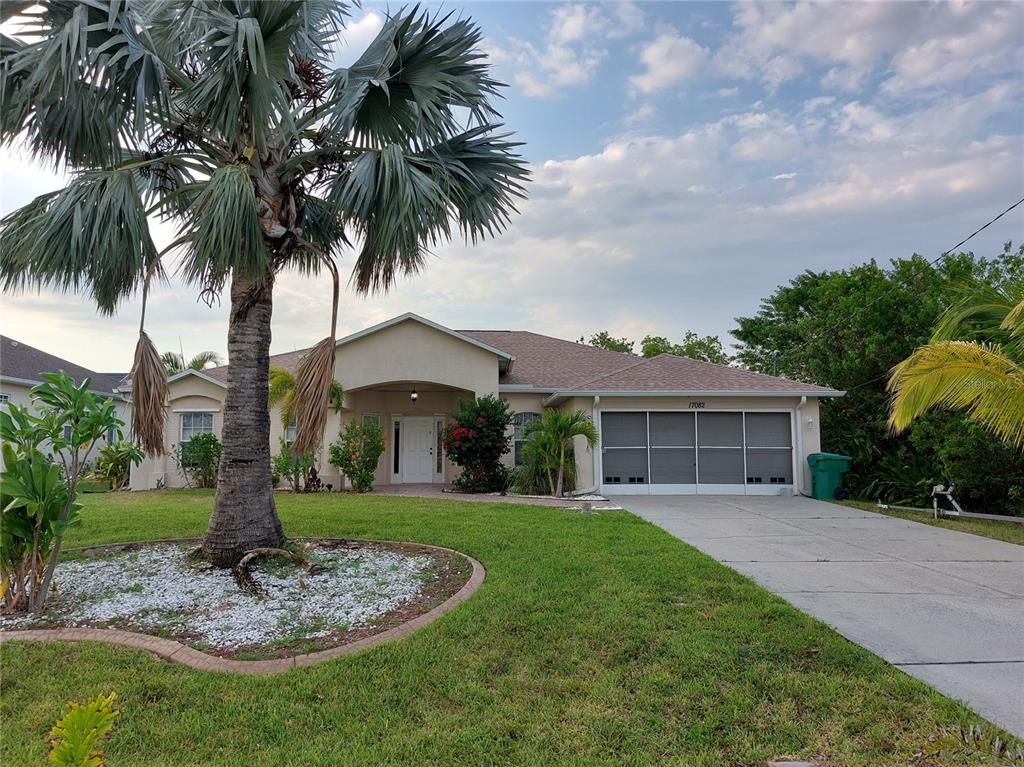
[129,313,843,495]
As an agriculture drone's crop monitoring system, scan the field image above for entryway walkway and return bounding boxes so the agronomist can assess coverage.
[623,495,1024,737]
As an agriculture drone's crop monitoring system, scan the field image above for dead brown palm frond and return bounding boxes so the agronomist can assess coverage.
[290,259,340,455]
[132,330,167,456]
[131,273,167,456]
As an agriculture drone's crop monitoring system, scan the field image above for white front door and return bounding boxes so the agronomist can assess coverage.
[402,417,435,483]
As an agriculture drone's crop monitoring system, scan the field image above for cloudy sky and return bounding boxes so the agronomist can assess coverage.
[2,1,1023,372]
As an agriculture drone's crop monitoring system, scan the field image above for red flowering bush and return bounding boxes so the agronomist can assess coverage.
[328,420,386,492]
[444,395,513,492]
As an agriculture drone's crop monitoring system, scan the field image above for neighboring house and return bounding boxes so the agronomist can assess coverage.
[0,335,132,466]
[131,313,843,496]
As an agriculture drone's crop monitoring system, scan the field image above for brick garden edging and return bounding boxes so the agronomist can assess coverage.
[0,540,485,675]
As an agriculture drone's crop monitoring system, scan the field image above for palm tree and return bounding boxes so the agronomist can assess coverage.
[889,281,1024,448]
[268,364,342,430]
[162,350,223,375]
[0,2,527,565]
[524,410,599,497]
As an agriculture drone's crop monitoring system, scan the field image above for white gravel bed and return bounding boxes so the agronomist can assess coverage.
[0,544,433,650]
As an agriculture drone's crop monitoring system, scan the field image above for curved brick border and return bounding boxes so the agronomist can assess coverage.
[0,540,485,675]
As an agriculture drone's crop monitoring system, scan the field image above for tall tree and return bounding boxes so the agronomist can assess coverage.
[0,2,527,564]
[640,331,731,364]
[161,351,223,375]
[733,247,1024,508]
[579,331,634,354]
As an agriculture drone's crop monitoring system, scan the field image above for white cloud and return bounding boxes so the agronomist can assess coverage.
[773,172,797,181]
[715,1,1022,94]
[491,2,646,98]
[629,29,709,93]
[624,103,656,125]
[331,11,385,68]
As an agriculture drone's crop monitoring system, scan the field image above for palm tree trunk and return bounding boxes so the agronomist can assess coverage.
[203,274,284,566]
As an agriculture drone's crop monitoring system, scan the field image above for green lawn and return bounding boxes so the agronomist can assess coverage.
[2,490,1016,766]
[838,500,1024,546]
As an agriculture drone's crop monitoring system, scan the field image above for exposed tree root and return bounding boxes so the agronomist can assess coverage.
[232,547,324,596]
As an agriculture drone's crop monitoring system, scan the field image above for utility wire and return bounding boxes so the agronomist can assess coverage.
[771,196,1024,392]
[812,196,1024,346]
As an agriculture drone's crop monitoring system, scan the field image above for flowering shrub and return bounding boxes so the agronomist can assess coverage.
[443,395,513,492]
[329,420,386,492]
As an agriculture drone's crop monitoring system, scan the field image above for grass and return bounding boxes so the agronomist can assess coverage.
[2,490,1018,766]
[838,499,1024,546]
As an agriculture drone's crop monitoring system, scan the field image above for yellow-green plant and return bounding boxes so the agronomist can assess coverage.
[48,692,119,767]
[523,410,599,497]
[888,281,1024,448]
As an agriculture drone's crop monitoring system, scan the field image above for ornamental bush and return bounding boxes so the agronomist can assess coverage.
[443,395,513,492]
[329,420,386,492]
[0,372,124,613]
[171,433,222,489]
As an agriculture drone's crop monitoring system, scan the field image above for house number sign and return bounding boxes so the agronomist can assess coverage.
[687,401,706,409]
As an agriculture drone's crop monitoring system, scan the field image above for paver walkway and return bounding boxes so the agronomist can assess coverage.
[622,495,1024,738]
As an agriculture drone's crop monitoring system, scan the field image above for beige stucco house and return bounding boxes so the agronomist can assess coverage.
[0,336,132,468]
[130,313,843,496]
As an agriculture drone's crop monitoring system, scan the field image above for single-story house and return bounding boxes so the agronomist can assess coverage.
[0,335,132,468]
[131,313,843,496]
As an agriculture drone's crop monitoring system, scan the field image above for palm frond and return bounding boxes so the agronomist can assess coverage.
[0,169,156,313]
[178,164,268,294]
[932,279,1024,359]
[326,8,502,148]
[888,341,1024,448]
[132,331,167,456]
[268,365,297,428]
[187,351,222,370]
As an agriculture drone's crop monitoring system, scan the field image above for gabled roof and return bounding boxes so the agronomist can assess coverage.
[192,320,841,398]
[0,336,127,396]
[459,330,841,396]
[459,330,639,388]
[338,313,515,373]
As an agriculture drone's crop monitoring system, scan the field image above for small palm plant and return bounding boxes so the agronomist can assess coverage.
[523,410,599,497]
[161,351,223,375]
[268,365,343,430]
[888,280,1024,448]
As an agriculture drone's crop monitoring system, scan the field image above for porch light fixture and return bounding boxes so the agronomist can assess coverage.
[410,385,418,403]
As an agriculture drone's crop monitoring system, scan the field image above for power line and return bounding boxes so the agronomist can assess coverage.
[770,196,1024,392]
[812,196,1024,345]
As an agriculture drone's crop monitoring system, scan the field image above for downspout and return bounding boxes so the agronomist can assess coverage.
[570,395,601,496]
[795,396,808,496]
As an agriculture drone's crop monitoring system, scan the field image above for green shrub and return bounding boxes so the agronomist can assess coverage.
[442,396,513,493]
[171,433,222,489]
[271,437,314,493]
[0,372,122,612]
[91,440,144,490]
[48,692,119,767]
[328,420,386,492]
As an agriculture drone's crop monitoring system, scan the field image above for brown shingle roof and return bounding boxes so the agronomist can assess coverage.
[0,336,127,395]
[198,326,839,396]
[203,348,306,383]
[565,353,841,394]
[459,330,641,388]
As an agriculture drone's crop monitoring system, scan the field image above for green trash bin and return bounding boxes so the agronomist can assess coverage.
[807,452,853,500]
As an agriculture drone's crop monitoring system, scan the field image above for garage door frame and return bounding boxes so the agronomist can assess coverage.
[599,408,797,496]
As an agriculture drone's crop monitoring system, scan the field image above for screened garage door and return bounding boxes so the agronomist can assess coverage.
[601,411,794,495]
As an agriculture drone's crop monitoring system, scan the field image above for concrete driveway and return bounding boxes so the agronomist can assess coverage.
[623,495,1024,737]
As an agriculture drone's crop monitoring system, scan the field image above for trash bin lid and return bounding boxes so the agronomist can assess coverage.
[807,452,853,466]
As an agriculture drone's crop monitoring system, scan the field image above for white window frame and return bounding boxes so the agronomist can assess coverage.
[179,411,214,443]
[512,412,542,466]
[0,393,9,405]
